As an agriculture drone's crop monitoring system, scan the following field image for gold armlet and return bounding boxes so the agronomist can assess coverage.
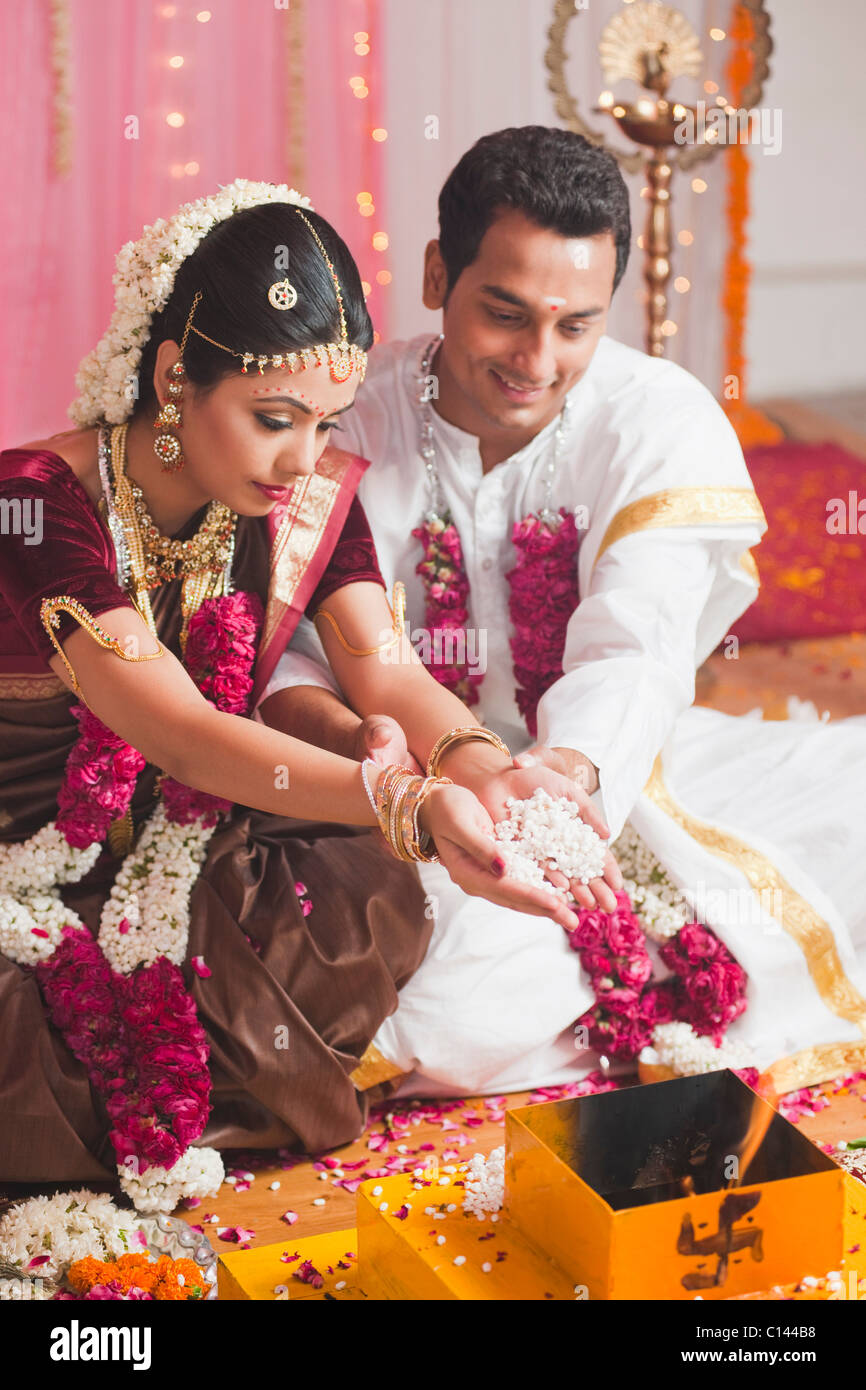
[426,726,511,779]
[40,596,164,698]
[313,580,406,658]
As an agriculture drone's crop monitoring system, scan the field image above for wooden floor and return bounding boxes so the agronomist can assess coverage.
[194,1076,866,1256]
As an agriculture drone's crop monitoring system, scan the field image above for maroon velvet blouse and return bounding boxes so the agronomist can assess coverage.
[0,448,384,676]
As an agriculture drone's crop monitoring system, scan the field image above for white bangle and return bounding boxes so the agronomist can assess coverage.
[360,758,379,817]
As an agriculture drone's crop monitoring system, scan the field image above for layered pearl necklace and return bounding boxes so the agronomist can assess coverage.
[412,335,582,734]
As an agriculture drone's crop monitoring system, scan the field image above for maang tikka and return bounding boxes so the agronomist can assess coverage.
[152,290,203,472]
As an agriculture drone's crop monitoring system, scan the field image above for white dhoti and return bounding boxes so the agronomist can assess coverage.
[374,705,866,1098]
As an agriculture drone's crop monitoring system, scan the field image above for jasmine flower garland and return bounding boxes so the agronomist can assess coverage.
[0,593,264,1212]
[0,1189,138,1290]
[69,178,313,428]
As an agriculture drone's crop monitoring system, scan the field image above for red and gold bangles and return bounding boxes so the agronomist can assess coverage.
[361,759,453,863]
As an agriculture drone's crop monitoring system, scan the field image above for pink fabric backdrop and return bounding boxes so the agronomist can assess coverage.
[0,0,389,445]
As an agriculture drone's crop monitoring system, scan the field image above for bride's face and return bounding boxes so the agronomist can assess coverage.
[154,342,361,515]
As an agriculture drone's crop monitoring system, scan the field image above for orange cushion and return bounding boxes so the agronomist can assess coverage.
[731,441,866,642]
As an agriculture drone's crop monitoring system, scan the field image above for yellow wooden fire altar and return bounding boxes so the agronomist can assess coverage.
[218,1072,866,1300]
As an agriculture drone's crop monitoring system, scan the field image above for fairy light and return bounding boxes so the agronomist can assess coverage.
[674,276,691,293]
[678,230,694,246]
[351,26,391,323]
[636,234,645,249]
[166,111,185,128]
[161,4,177,15]
[704,80,719,94]
[185,161,199,176]
[692,178,708,193]
[661,320,678,336]
[196,9,211,21]
[598,90,615,108]
[168,55,184,68]
[170,162,185,179]
[612,105,626,118]
[709,27,726,41]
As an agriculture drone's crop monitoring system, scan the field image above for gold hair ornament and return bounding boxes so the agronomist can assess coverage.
[186,207,367,384]
[268,278,298,311]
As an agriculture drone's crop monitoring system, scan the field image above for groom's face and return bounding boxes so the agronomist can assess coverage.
[425,208,617,440]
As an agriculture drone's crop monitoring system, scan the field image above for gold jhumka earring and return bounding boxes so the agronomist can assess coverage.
[152,291,203,472]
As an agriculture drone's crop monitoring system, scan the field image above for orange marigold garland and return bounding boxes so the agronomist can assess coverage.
[64,1251,208,1300]
[721,2,783,448]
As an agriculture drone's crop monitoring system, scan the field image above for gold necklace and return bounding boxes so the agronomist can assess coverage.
[108,423,237,649]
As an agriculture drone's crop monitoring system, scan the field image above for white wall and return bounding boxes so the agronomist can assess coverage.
[380,0,865,399]
[746,0,866,396]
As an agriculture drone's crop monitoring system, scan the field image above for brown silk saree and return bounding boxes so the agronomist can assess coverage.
[0,445,430,1183]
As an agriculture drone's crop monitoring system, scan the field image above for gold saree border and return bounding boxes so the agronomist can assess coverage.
[592,487,767,574]
[0,670,67,700]
[643,753,866,1035]
[261,459,348,655]
[763,1041,866,1095]
[349,1041,408,1091]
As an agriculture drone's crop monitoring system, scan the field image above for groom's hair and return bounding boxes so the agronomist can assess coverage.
[438,126,631,296]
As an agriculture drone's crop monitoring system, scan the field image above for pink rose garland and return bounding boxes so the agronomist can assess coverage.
[507,509,581,738]
[569,891,748,1060]
[33,592,263,1176]
[413,508,581,735]
[412,515,483,706]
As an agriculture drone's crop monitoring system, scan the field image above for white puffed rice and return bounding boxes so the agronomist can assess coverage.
[494,789,606,891]
[462,1146,505,1220]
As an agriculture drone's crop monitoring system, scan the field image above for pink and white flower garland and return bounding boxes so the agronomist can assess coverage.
[413,507,581,735]
[412,515,483,707]
[568,824,756,1081]
[0,592,263,1212]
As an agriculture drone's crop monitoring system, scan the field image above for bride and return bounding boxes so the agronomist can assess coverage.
[0,180,621,1211]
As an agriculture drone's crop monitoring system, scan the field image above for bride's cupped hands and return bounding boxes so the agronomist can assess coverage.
[355,713,623,927]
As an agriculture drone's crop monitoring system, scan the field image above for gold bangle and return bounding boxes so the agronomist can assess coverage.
[372,764,453,863]
[373,763,415,850]
[411,776,453,863]
[313,581,406,657]
[40,596,164,698]
[426,726,511,779]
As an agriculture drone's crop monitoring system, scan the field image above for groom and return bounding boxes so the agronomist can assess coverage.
[259,126,766,1095]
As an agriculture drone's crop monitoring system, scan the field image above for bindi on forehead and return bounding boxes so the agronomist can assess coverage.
[251,385,353,419]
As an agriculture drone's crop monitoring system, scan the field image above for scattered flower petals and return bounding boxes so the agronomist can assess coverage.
[293,1259,323,1289]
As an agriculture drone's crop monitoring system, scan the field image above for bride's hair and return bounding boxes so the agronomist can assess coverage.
[135,203,373,413]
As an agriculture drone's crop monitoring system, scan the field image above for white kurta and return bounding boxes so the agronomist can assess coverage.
[264,334,866,1096]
